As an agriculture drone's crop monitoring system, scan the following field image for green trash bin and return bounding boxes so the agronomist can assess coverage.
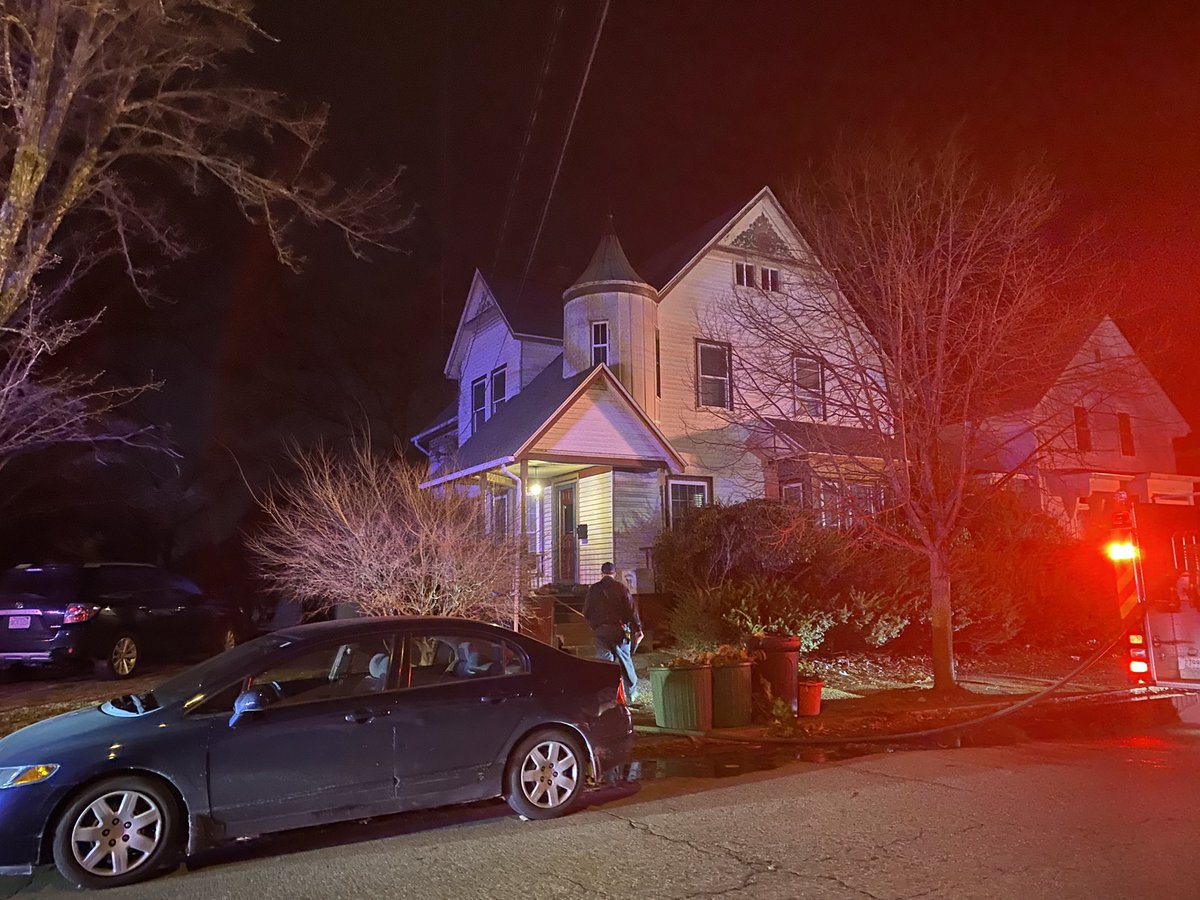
[650,664,713,732]
[711,661,753,728]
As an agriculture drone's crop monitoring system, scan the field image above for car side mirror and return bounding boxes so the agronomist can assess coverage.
[228,688,271,727]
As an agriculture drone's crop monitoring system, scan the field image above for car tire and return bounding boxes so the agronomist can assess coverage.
[504,728,588,820]
[96,634,140,679]
[51,775,182,890]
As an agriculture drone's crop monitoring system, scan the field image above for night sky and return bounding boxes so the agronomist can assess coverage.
[60,0,1200,547]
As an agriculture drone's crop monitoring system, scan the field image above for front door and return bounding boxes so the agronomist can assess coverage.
[556,484,576,583]
[206,635,400,834]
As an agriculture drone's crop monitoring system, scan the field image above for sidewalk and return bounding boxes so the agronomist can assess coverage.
[629,647,1197,743]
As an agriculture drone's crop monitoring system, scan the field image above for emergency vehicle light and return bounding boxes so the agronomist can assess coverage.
[1129,660,1150,675]
[1129,634,1145,645]
[1107,541,1138,562]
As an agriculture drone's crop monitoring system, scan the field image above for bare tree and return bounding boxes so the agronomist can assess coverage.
[707,139,1128,691]
[249,438,526,623]
[0,0,408,462]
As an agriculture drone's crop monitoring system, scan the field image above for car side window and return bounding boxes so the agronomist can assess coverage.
[251,637,396,705]
[406,633,528,688]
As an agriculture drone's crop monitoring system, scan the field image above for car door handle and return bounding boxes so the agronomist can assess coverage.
[345,709,376,724]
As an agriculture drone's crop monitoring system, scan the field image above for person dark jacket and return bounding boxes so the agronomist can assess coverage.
[583,574,641,635]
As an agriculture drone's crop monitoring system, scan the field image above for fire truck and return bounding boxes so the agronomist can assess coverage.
[1108,491,1200,687]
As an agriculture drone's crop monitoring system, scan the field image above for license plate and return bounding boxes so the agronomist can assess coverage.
[6,616,31,630]
[1180,656,1200,671]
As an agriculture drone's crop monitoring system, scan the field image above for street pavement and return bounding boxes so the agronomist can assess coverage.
[4,705,1200,900]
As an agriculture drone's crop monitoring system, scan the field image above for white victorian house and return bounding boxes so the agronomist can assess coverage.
[413,187,1195,599]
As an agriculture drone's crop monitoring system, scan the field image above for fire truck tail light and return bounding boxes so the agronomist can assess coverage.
[1129,660,1150,674]
[1129,647,1147,660]
[1107,541,1138,562]
[1129,634,1145,645]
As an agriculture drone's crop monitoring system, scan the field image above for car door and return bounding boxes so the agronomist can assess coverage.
[391,628,537,808]
[205,633,402,834]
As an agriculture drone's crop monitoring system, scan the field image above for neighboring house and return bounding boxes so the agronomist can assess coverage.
[975,316,1195,532]
[413,188,886,593]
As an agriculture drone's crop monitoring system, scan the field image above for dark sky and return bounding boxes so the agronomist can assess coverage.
[137,1,1200,462]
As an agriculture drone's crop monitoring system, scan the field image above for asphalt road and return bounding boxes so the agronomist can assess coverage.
[4,706,1199,900]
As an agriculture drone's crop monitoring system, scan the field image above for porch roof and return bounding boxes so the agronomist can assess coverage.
[421,356,685,488]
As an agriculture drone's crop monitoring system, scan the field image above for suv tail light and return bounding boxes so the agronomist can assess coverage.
[63,604,98,624]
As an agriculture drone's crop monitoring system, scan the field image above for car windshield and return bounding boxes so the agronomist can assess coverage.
[132,633,292,710]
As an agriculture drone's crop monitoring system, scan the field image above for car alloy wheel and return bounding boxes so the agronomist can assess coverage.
[505,728,586,819]
[111,637,138,678]
[52,776,180,889]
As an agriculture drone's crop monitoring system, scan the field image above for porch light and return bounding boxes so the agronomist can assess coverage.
[527,481,542,497]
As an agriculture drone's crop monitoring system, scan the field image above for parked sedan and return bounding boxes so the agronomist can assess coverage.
[0,617,633,888]
[0,563,245,678]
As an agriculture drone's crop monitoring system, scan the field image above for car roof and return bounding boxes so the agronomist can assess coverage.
[273,616,527,644]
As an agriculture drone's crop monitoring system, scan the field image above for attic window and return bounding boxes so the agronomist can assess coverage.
[760,267,780,292]
[1118,412,1135,456]
[490,366,507,414]
[591,321,609,367]
[471,377,486,433]
[734,262,755,287]
[1073,407,1091,452]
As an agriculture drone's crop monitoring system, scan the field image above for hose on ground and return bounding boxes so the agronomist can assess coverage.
[657,617,1138,747]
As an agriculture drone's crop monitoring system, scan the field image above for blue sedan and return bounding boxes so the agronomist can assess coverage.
[0,617,633,889]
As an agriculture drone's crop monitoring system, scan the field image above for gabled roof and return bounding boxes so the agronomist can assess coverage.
[422,357,685,487]
[481,271,565,341]
[638,186,807,296]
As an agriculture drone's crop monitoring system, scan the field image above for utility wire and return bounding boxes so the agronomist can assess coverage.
[518,0,610,298]
[493,1,565,273]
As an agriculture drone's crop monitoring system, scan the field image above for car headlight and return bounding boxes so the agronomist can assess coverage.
[0,764,59,789]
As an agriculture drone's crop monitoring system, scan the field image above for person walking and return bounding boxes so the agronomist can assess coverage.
[584,562,643,701]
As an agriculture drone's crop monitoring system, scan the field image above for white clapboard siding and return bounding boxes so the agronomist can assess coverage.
[612,470,662,590]
[528,379,670,462]
[575,471,613,586]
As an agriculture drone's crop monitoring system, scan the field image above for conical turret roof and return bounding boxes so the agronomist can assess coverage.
[563,215,658,303]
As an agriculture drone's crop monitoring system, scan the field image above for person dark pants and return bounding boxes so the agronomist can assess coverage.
[593,624,637,701]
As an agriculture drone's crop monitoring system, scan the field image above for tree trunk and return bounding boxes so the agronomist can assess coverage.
[929,549,957,691]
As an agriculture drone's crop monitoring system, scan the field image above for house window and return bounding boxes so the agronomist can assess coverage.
[490,366,507,415]
[696,340,732,409]
[735,262,755,287]
[669,479,709,526]
[1118,412,1135,456]
[760,267,780,292]
[471,377,486,433]
[492,490,509,540]
[784,476,881,529]
[591,321,609,367]
[793,355,826,419]
[655,329,662,398]
[1073,406,1091,452]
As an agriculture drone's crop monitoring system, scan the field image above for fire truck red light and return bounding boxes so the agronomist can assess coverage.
[1129,634,1145,644]
[1129,660,1150,674]
[1107,541,1138,562]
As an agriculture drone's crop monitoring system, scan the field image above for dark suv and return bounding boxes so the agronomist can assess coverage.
[0,563,245,679]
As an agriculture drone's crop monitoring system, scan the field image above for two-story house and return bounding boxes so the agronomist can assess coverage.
[412,187,885,594]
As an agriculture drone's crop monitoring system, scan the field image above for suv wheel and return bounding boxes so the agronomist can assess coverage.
[52,775,182,889]
[97,634,140,679]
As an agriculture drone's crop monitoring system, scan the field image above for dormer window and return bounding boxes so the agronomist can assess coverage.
[735,262,755,287]
[591,321,609,367]
[760,267,780,292]
[490,366,507,414]
[471,377,486,433]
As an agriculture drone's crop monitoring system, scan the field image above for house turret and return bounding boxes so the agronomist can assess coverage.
[562,217,660,418]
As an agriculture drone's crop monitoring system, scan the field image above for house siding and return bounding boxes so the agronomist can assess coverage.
[612,470,662,593]
[529,379,670,461]
[456,311,522,445]
[576,470,613,586]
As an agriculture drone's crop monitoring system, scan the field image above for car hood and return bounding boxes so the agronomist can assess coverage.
[0,703,158,766]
